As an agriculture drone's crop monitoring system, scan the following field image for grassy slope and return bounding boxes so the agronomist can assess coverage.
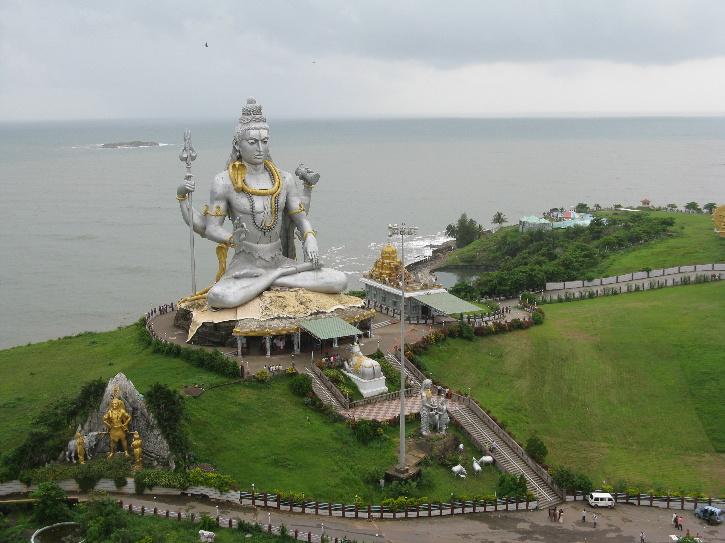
[0,326,229,454]
[187,379,498,502]
[593,211,724,276]
[419,282,725,495]
[0,326,497,502]
[443,211,723,273]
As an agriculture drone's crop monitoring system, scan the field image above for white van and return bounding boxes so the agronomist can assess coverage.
[587,492,615,508]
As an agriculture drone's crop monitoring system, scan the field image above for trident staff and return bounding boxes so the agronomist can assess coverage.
[179,129,197,294]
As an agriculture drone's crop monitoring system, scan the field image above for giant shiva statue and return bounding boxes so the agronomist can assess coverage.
[176,98,347,308]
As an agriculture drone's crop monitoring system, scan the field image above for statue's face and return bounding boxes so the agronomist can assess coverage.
[236,128,269,166]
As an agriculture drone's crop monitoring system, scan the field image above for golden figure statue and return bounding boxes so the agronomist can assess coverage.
[103,386,132,458]
[131,431,143,469]
[75,432,86,465]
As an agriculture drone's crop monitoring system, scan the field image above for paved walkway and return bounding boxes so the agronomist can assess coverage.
[86,494,725,543]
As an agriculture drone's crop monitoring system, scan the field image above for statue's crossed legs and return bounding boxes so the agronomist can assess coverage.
[207,262,347,309]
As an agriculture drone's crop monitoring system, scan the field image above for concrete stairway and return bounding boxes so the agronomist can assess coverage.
[448,402,561,509]
[386,352,560,508]
[305,368,345,411]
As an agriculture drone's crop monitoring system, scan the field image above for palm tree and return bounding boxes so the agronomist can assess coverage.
[491,211,507,230]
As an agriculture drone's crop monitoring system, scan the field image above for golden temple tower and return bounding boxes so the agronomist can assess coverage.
[368,243,412,286]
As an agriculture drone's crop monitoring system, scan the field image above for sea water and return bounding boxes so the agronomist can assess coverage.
[1,117,724,348]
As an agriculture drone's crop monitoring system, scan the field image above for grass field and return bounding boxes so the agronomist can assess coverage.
[593,211,724,276]
[0,326,497,502]
[0,326,230,454]
[419,281,725,495]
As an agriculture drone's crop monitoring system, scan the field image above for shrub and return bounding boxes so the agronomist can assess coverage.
[199,513,217,530]
[531,308,545,325]
[138,320,239,378]
[254,369,270,383]
[525,435,548,464]
[187,467,235,492]
[348,419,387,444]
[289,373,312,396]
[377,357,401,393]
[459,321,475,340]
[497,473,527,498]
[144,383,190,460]
[31,482,72,524]
[78,496,128,543]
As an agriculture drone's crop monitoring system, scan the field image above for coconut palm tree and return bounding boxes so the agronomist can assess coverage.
[491,211,507,230]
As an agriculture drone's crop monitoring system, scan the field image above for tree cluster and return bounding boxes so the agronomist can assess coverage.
[450,212,676,297]
[445,213,485,248]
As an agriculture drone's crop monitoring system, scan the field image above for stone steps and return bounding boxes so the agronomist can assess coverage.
[305,369,345,411]
[448,403,560,508]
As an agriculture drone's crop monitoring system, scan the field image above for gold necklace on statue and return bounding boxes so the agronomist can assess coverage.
[228,160,282,232]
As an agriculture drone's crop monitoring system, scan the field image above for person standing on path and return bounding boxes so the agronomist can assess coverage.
[582,509,587,523]
[640,530,646,543]
[672,512,677,527]
[592,512,598,528]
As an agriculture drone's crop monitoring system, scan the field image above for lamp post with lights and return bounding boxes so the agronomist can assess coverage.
[388,222,418,472]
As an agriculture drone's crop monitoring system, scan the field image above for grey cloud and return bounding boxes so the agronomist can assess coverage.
[90,0,725,66]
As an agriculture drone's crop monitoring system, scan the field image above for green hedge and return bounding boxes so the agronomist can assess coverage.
[138,319,239,378]
[134,467,235,494]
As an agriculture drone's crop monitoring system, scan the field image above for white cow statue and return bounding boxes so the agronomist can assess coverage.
[451,464,467,478]
[198,530,216,542]
[472,457,482,475]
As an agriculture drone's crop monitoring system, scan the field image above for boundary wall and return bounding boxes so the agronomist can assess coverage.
[543,263,723,301]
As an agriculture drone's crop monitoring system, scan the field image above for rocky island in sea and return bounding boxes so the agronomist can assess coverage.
[101,140,160,148]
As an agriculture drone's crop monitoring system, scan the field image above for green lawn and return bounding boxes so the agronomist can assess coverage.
[0,326,230,454]
[186,379,498,502]
[419,281,725,496]
[594,211,724,276]
[0,325,497,502]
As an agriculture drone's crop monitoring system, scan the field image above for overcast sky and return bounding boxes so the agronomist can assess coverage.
[2,0,725,120]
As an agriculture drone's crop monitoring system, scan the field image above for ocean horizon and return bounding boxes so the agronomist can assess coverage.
[1,116,724,348]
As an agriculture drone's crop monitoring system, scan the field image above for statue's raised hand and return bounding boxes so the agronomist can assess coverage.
[304,235,319,267]
[176,177,196,198]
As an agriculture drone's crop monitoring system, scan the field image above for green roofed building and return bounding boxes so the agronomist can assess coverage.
[519,215,553,232]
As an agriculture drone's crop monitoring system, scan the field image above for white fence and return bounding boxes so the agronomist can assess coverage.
[544,263,724,297]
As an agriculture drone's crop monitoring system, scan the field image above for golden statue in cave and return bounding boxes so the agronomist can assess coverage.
[103,386,132,458]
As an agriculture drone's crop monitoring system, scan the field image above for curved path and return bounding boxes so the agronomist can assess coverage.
[104,494,725,543]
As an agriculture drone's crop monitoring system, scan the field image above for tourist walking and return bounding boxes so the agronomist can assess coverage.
[592,512,598,528]
[672,512,677,526]
[640,530,646,543]
[581,509,587,523]
[677,514,684,531]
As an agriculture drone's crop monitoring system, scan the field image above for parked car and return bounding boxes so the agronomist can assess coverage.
[587,492,615,508]
[694,505,722,525]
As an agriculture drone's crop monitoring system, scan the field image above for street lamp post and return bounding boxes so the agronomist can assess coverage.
[388,222,417,473]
